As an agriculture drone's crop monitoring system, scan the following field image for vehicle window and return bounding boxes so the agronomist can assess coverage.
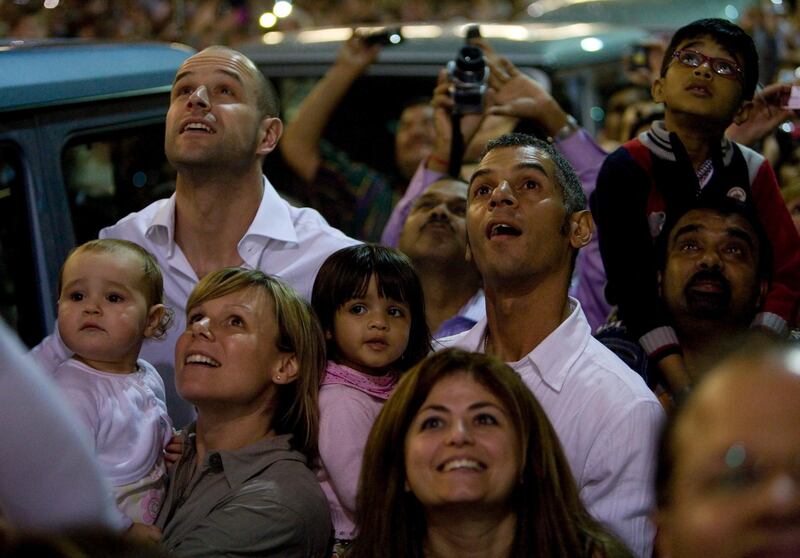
[0,143,38,343]
[62,124,176,244]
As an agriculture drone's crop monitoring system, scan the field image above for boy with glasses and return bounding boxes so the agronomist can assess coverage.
[592,18,800,399]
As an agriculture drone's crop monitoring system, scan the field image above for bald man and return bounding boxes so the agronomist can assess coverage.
[655,336,800,557]
[32,47,358,425]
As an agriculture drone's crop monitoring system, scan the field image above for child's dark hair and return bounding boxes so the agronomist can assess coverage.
[311,244,431,371]
[660,18,759,101]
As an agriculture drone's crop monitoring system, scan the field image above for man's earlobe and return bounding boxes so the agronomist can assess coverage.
[569,210,594,249]
[757,278,768,308]
[732,100,754,126]
[257,117,283,157]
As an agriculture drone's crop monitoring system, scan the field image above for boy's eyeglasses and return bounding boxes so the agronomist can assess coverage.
[672,49,743,81]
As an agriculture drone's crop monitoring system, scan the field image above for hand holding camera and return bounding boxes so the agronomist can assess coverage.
[447,45,489,115]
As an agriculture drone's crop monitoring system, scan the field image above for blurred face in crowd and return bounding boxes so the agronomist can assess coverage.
[165,47,281,172]
[404,372,520,511]
[604,86,650,143]
[466,145,583,289]
[656,357,800,557]
[394,103,435,180]
[661,208,764,329]
[399,178,469,267]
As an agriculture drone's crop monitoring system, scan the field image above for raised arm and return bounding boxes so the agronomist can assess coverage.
[281,34,380,182]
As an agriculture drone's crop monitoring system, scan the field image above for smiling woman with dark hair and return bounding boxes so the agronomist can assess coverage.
[155,267,331,557]
[348,348,633,558]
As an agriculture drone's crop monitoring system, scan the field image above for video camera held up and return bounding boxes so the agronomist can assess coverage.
[447,45,488,115]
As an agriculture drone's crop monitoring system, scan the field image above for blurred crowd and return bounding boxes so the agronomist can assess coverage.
[0,0,521,47]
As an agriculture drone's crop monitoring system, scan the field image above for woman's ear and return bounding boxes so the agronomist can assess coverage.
[272,353,298,385]
[143,304,166,338]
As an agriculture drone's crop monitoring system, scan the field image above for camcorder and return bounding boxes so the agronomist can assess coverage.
[447,45,488,115]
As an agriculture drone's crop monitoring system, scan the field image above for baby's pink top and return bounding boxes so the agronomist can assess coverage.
[317,361,397,540]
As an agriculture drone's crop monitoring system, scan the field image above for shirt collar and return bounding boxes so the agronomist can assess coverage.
[523,298,591,392]
[642,120,734,166]
[143,176,299,257]
[243,175,298,245]
[459,289,486,322]
[145,193,178,256]
[185,425,305,488]
[455,298,591,392]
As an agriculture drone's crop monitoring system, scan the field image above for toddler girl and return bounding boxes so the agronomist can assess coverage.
[52,239,174,534]
[311,244,431,554]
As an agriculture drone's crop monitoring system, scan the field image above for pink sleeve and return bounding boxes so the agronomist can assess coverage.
[317,385,383,515]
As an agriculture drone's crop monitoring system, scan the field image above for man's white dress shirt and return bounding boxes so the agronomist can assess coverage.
[33,176,358,426]
[438,298,664,558]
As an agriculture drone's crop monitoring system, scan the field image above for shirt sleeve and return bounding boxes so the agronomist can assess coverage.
[0,320,123,531]
[318,386,376,515]
[750,160,800,333]
[380,158,446,247]
[579,397,665,558]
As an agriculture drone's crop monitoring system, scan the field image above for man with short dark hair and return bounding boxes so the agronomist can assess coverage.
[397,177,483,337]
[439,133,664,557]
[598,201,770,385]
[659,203,769,374]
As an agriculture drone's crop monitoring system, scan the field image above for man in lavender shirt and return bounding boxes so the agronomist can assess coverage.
[397,176,484,338]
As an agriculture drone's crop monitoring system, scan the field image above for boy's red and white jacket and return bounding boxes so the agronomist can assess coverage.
[592,120,800,359]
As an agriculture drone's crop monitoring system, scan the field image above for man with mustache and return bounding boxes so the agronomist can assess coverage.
[281,34,435,241]
[659,202,769,376]
[397,177,484,337]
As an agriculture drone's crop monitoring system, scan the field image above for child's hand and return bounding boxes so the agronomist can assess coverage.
[125,522,162,543]
[164,429,184,467]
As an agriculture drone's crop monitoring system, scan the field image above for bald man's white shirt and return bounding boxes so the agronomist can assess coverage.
[31,176,359,427]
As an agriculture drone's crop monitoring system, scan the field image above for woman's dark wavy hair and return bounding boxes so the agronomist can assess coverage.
[186,267,326,459]
[311,244,431,371]
[348,349,634,558]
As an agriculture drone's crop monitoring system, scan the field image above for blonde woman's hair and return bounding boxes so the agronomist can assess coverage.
[186,267,326,458]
